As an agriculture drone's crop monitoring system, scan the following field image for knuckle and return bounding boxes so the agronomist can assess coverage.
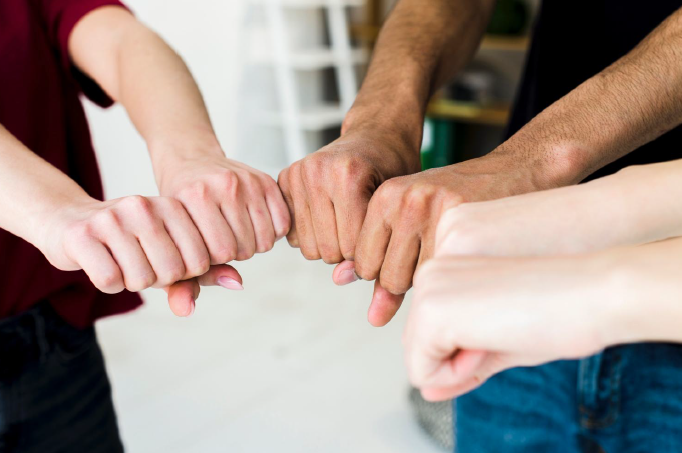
[186,257,211,278]
[215,171,240,197]
[123,195,153,214]
[380,272,409,296]
[354,262,378,282]
[157,266,186,287]
[95,271,123,293]
[94,209,121,229]
[402,184,436,212]
[182,181,211,203]
[300,246,321,261]
[211,247,237,265]
[318,245,343,264]
[256,237,275,254]
[126,272,156,292]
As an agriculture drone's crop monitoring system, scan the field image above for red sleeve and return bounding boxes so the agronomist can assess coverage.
[37,0,131,107]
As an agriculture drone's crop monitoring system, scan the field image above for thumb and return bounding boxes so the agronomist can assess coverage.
[332,260,359,285]
[367,280,405,327]
[164,265,243,317]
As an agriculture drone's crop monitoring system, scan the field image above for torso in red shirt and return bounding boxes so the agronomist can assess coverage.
[0,0,142,327]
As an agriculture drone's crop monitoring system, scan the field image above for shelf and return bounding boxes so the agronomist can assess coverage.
[427,99,511,127]
[350,24,529,52]
[480,35,530,52]
[250,0,365,7]
[251,47,369,70]
[257,104,346,130]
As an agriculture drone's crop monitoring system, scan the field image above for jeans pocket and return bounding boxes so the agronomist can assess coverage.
[53,326,97,365]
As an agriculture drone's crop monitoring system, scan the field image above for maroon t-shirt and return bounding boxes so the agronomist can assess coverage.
[0,0,142,327]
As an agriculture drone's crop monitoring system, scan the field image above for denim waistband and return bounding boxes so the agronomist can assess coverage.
[0,303,74,380]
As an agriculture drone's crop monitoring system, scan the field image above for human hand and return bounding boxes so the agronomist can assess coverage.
[404,252,621,402]
[278,127,422,265]
[38,195,222,316]
[336,152,542,327]
[156,151,290,263]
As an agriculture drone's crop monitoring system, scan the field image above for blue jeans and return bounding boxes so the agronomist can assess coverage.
[455,344,682,453]
[0,303,123,453]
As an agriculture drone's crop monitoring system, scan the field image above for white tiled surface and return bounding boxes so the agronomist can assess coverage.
[97,241,442,453]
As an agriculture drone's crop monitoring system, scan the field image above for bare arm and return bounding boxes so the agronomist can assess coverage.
[343,0,497,150]
[67,7,290,308]
[0,123,227,316]
[497,7,682,188]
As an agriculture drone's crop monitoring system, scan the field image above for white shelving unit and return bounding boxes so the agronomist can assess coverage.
[248,0,368,163]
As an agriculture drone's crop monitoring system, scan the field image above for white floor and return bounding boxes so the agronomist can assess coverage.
[97,241,443,453]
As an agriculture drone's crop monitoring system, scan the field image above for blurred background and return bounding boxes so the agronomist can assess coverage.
[87,0,537,451]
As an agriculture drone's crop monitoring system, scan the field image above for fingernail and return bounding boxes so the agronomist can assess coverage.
[187,299,195,317]
[338,269,360,285]
[218,277,244,290]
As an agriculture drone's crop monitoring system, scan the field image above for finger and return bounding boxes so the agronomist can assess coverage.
[367,280,405,327]
[160,201,211,279]
[379,233,420,296]
[421,378,484,402]
[277,167,299,246]
[102,228,155,292]
[184,202,238,265]
[69,236,124,294]
[332,260,360,286]
[289,166,320,260]
[164,264,243,317]
[308,196,342,264]
[166,279,200,317]
[334,187,371,261]
[354,205,391,281]
[222,196,257,261]
[264,181,291,239]
[196,264,244,289]
[245,191,276,254]
[420,352,506,401]
[136,217,186,289]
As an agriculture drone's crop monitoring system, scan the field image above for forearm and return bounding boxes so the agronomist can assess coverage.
[344,0,495,151]
[605,237,682,346]
[495,7,682,189]
[69,8,223,182]
[0,125,94,246]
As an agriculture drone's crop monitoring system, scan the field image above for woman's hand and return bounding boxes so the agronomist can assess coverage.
[38,194,227,316]
[403,250,626,402]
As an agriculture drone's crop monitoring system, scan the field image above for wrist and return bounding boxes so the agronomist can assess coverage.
[491,133,590,191]
[344,81,428,155]
[148,133,225,186]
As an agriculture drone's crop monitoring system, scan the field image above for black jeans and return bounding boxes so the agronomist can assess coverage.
[0,303,123,453]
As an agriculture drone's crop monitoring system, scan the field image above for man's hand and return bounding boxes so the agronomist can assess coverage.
[339,151,543,327]
[278,128,421,265]
[38,195,224,316]
[404,252,620,402]
[157,151,290,264]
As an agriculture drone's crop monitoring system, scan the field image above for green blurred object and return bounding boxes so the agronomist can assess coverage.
[487,0,529,36]
[421,118,458,170]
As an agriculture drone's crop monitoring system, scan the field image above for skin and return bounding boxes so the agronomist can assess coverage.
[406,158,682,401]
[0,7,290,317]
[404,238,682,402]
[436,160,682,258]
[69,7,291,313]
[281,1,682,327]
[279,0,498,326]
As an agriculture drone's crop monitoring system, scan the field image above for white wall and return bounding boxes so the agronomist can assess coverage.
[85,0,248,200]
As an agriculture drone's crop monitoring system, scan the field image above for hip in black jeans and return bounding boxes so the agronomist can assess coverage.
[0,303,123,453]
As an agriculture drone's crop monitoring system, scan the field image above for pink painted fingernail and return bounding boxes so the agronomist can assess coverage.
[218,277,244,290]
[338,269,360,285]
